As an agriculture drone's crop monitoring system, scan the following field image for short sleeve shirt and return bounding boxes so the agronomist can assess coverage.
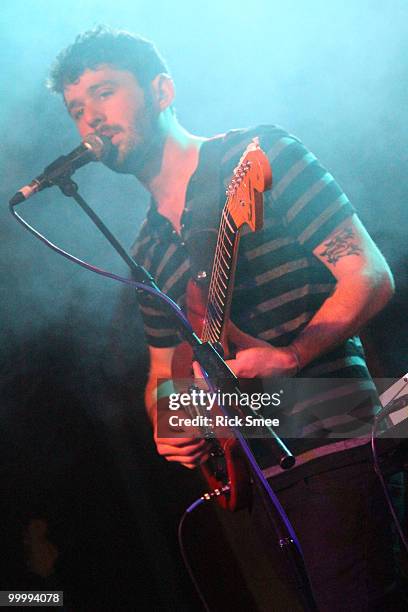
[132,125,379,449]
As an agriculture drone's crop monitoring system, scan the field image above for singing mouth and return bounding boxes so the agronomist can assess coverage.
[97,128,121,141]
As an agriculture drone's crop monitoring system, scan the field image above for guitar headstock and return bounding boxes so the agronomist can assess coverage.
[226,137,272,232]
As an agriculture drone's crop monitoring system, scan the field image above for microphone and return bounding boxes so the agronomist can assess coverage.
[10,134,111,206]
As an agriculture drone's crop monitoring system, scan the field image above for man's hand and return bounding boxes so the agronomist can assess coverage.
[153,428,211,469]
[226,345,298,378]
[146,348,212,469]
[226,321,298,378]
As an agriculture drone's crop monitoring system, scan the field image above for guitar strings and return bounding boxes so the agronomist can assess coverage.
[202,208,228,341]
[203,206,231,340]
[204,203,237,341]
[202,153,259,343]
[202,200,237,342]
[203,157,246,342]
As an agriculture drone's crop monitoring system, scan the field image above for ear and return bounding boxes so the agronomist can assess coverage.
[150,73,175,111]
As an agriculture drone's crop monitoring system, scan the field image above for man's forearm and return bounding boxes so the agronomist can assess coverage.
[291,271,394,370]
[145,376,177,425]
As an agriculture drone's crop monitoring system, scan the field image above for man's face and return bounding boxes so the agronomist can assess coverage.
[63,65,159,173]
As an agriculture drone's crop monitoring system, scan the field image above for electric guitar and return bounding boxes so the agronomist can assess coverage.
[172,138,272,510]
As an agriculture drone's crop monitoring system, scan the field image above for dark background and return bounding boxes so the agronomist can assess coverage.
[1,1,407,609]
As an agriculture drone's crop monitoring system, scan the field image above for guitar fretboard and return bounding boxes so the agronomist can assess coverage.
[200,139,270,346]
[201,207,239,344]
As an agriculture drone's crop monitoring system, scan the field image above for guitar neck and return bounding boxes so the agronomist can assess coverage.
[200,138,271,346]
[201,207,240,345]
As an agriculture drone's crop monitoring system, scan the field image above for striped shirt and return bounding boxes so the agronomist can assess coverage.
[132,125,380,463]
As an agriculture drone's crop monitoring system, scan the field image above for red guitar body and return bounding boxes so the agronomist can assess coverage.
[172,280,252,512]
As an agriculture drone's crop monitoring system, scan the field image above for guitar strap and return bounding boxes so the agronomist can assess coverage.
[182,134,227,285]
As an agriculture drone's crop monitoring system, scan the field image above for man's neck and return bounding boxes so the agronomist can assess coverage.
[137,118,207,232]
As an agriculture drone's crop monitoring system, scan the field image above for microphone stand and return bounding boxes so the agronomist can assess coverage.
[12,175,318,611]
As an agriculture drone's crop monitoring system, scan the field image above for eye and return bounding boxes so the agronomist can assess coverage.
[99,89,113,99]
[73,108,84,121]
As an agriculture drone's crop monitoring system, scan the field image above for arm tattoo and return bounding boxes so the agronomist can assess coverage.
[319,228,362,265]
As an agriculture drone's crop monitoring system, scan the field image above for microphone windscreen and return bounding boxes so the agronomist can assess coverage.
[83,134,112,161]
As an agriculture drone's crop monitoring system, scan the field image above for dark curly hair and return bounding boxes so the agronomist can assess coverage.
[48,25,170,93]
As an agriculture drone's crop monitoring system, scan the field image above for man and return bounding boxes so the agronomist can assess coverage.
[49,26,401,610]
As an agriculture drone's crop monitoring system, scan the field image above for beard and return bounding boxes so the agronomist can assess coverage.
[103,133,157,175]
[102,97,163,176]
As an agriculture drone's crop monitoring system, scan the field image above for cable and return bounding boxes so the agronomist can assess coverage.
[9,199,195,340]
[178,486,232,612]
[11,194,220,609]
[10,187,316,610]
[178,503,210,612]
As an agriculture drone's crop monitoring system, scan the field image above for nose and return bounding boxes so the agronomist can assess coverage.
[84,104,105,130]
